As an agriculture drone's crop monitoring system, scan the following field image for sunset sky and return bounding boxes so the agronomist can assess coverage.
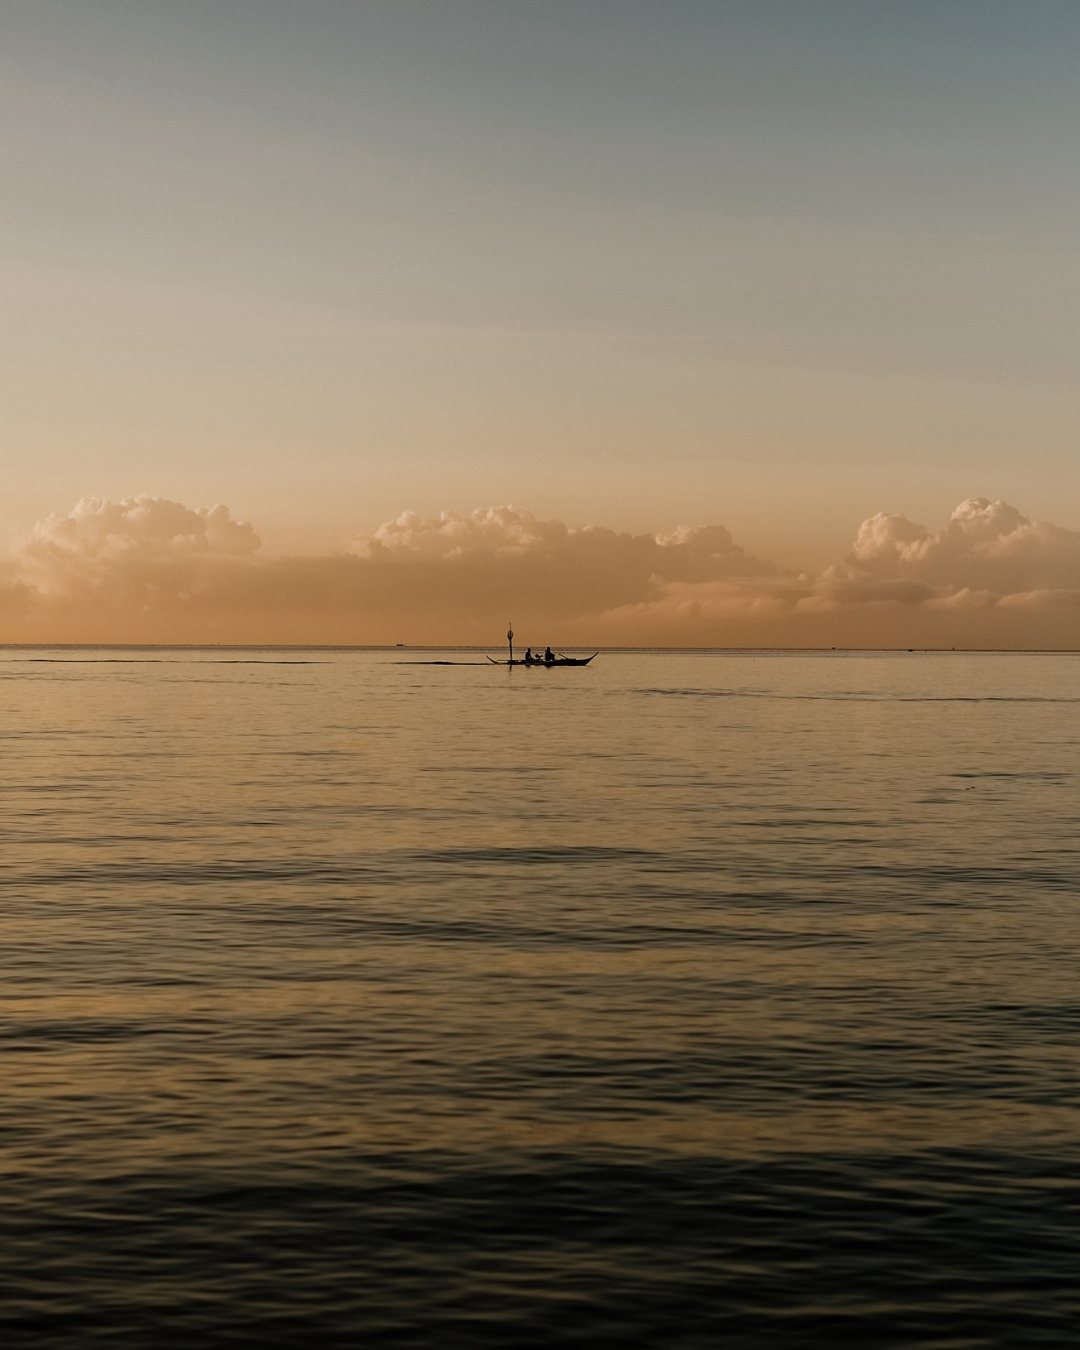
[4,0,1079,645]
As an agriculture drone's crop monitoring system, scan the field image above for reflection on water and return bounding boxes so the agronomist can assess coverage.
[2,649,1078,1346]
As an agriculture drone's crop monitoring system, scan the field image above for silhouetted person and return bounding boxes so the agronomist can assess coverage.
[523,647,534,663]
[544,646,554,664]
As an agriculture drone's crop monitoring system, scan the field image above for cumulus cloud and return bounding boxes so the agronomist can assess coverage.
[27,495,259,559]
[356,506,555,560]
[833,497,1080,596]
[19,496,259,600]
[354,505,776,584]
[607,496,1080,646]
[3,494,1079,646]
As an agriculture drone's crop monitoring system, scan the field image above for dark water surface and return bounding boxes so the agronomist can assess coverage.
[2,649,1078,1347]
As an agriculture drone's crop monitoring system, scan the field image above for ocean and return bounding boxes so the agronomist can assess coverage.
[2,647,1078,1347]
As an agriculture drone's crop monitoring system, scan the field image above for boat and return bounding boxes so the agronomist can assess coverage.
[486,653,597,667]
[489,624,597,666]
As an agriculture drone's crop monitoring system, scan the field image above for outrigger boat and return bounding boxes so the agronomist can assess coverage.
[488,624,597,667]
[487,653,597,667]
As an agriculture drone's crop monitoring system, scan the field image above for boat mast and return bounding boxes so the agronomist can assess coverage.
[507,622,514,665]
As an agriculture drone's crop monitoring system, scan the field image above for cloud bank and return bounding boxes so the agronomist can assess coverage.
[20,496,259,595]
[2,495,1078,646]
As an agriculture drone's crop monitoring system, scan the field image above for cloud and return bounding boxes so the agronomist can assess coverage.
[27,495,259,560]
[832,497,1080,596]
[356,506,557,560]
[19,496,259,600]
[3,494,1079,646]
[531,496,1080,645]
[354,505,777,583]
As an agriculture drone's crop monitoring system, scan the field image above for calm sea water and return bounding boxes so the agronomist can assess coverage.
[2,648,1078,1348]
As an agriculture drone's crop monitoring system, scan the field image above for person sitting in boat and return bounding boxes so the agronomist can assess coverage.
[544,646,554,664]
[522,647,535,664]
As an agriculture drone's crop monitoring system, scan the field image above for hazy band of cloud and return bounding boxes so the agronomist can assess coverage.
[2,495,1078,647]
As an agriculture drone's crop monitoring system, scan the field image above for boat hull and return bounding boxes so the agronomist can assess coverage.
[487,654,597,667]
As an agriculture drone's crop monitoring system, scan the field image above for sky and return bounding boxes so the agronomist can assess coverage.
[3,0,1079,645]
